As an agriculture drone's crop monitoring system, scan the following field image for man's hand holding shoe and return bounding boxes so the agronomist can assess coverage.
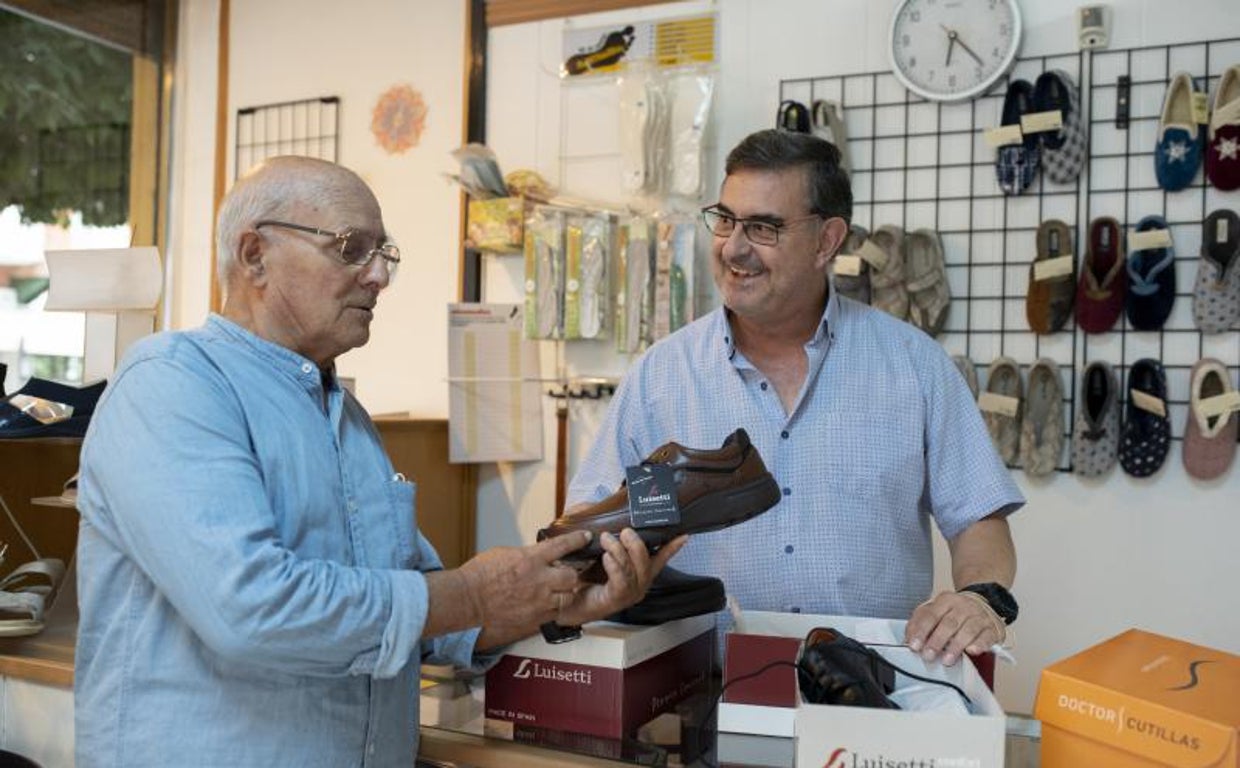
[423,528,685,651]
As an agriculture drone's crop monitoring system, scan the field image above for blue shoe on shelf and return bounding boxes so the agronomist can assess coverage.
[996,79,1040,195]
[1155,72,1204,191]
[0,378,107,439]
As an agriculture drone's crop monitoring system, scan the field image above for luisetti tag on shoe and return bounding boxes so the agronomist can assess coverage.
[1198,391,1240,420]
[856,239,890,270]
[1192,91,1210,125]
[624,464,681,528]
[1020,110,1064,134]
[1128,227,1173,251]
[1033,255,1074,281]
[1130,389,1167,418]
[978,392,1020,417]
[984,124,1025,148]
[833,254,863,276]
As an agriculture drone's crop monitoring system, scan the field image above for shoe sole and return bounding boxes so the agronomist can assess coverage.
[556,473,782,561]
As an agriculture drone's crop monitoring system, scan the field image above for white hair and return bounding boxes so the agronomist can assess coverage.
[214,156,373,286]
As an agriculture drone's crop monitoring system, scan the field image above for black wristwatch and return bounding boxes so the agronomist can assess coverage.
[959,582,1019,625]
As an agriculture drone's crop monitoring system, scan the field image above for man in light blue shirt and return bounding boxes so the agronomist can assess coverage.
[568,130,1024,667]
[75,156,680,767]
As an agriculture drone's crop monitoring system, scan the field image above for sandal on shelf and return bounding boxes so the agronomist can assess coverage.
[0,558,66,637]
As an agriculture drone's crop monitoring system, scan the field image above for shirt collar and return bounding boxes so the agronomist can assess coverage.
[205,314,332,389]
[718,283,838,360]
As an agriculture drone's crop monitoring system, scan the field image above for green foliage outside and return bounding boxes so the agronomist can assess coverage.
[0,11,133,227]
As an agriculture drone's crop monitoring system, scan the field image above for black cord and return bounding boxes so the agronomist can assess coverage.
[696,660,801,768]
[830,643,973,706]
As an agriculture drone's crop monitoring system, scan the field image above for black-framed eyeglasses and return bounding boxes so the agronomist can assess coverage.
[254,220,401,273]
[700,206,823,246]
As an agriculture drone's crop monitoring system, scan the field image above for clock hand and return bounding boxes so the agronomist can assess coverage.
[955,35,985,66]
[945,35,956,66]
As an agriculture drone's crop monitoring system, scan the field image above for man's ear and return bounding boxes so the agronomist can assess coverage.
[815,217,850,270]
[237,230,266,280]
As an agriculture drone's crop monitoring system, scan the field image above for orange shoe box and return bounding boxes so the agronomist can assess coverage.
[1035,629,1240,767]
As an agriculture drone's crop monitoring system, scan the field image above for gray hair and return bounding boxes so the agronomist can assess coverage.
[724,129,852,224]
[214,156,372,285]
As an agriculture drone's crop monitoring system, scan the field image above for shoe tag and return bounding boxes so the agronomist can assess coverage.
[1129,227,1173,251]
[1020,109,1063,134]
[833,254,863,276]
[1033,255,1074,281]
[856,239,890,270]
[1130,389,1167,418]
[978,392,1020,417]
[984,124,1024,148]
[624,464,681,528]
[1198,391,1240,419]
[1218,217,1230,244]
[1192,92,1210,125]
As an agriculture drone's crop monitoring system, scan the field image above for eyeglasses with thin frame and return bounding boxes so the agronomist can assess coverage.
[700,206,823,246]
[254,220,401,274]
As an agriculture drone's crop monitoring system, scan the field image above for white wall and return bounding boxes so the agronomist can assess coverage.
[170,0,467,417]
[480,0,1240,716]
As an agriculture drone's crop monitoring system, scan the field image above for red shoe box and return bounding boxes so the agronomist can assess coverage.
[484,615,715,741]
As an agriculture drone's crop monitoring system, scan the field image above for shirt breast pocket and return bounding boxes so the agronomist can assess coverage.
[819,412,922,502]
[385,478,419,569]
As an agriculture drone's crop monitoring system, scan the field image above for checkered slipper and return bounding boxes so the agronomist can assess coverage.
[1192,209,1240,333]
[1118,358,1171,478]
[904,228,950,336]
[1035,70,1087,185]
[1206,65,1240,191]
[867,225,909,320]
[996,79,1040,195]
[1072,361,1120,478]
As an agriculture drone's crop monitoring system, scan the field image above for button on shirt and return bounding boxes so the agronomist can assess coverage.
[567,294,1023,624]
[76,315,486,767]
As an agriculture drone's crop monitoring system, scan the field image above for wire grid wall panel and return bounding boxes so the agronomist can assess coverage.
[1086,37,1240,445]
[234,96,340,178]
[781,52,1084,472]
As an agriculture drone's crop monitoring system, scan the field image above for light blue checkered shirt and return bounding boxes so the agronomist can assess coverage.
[568,292,1024,625]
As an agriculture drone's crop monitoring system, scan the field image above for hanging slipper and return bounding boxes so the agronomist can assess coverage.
[1026,219,1076,334]
[1019,358,1064,477]
[832,224,871,305]
[811,99,852,175]
[981,356,1023,466]
[1072,361,1120,478]
[904,228,951,336]
[867,225,909,320]
[1119,358,1171,478]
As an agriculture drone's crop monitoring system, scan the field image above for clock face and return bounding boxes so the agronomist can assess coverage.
[889,0,1022,102]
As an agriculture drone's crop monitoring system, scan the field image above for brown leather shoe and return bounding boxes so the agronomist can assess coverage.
[538,428,780,562]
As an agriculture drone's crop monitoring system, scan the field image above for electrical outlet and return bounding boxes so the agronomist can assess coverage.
[1079,5,1109,50]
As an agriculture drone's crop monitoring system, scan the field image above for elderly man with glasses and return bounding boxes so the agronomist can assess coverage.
[74,156,676,767]
[568,129,1023,670]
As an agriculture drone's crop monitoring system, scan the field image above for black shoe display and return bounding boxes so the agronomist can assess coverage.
[606,567,725,626]
[0,378,107,439]
[798,627,900,710]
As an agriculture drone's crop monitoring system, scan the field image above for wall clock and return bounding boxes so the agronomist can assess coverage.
[889,0,1023,102]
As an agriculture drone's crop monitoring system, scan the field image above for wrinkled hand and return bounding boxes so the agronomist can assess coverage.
[457,531,590,640]
[556,529,687,627]
[903,590,1006,666]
